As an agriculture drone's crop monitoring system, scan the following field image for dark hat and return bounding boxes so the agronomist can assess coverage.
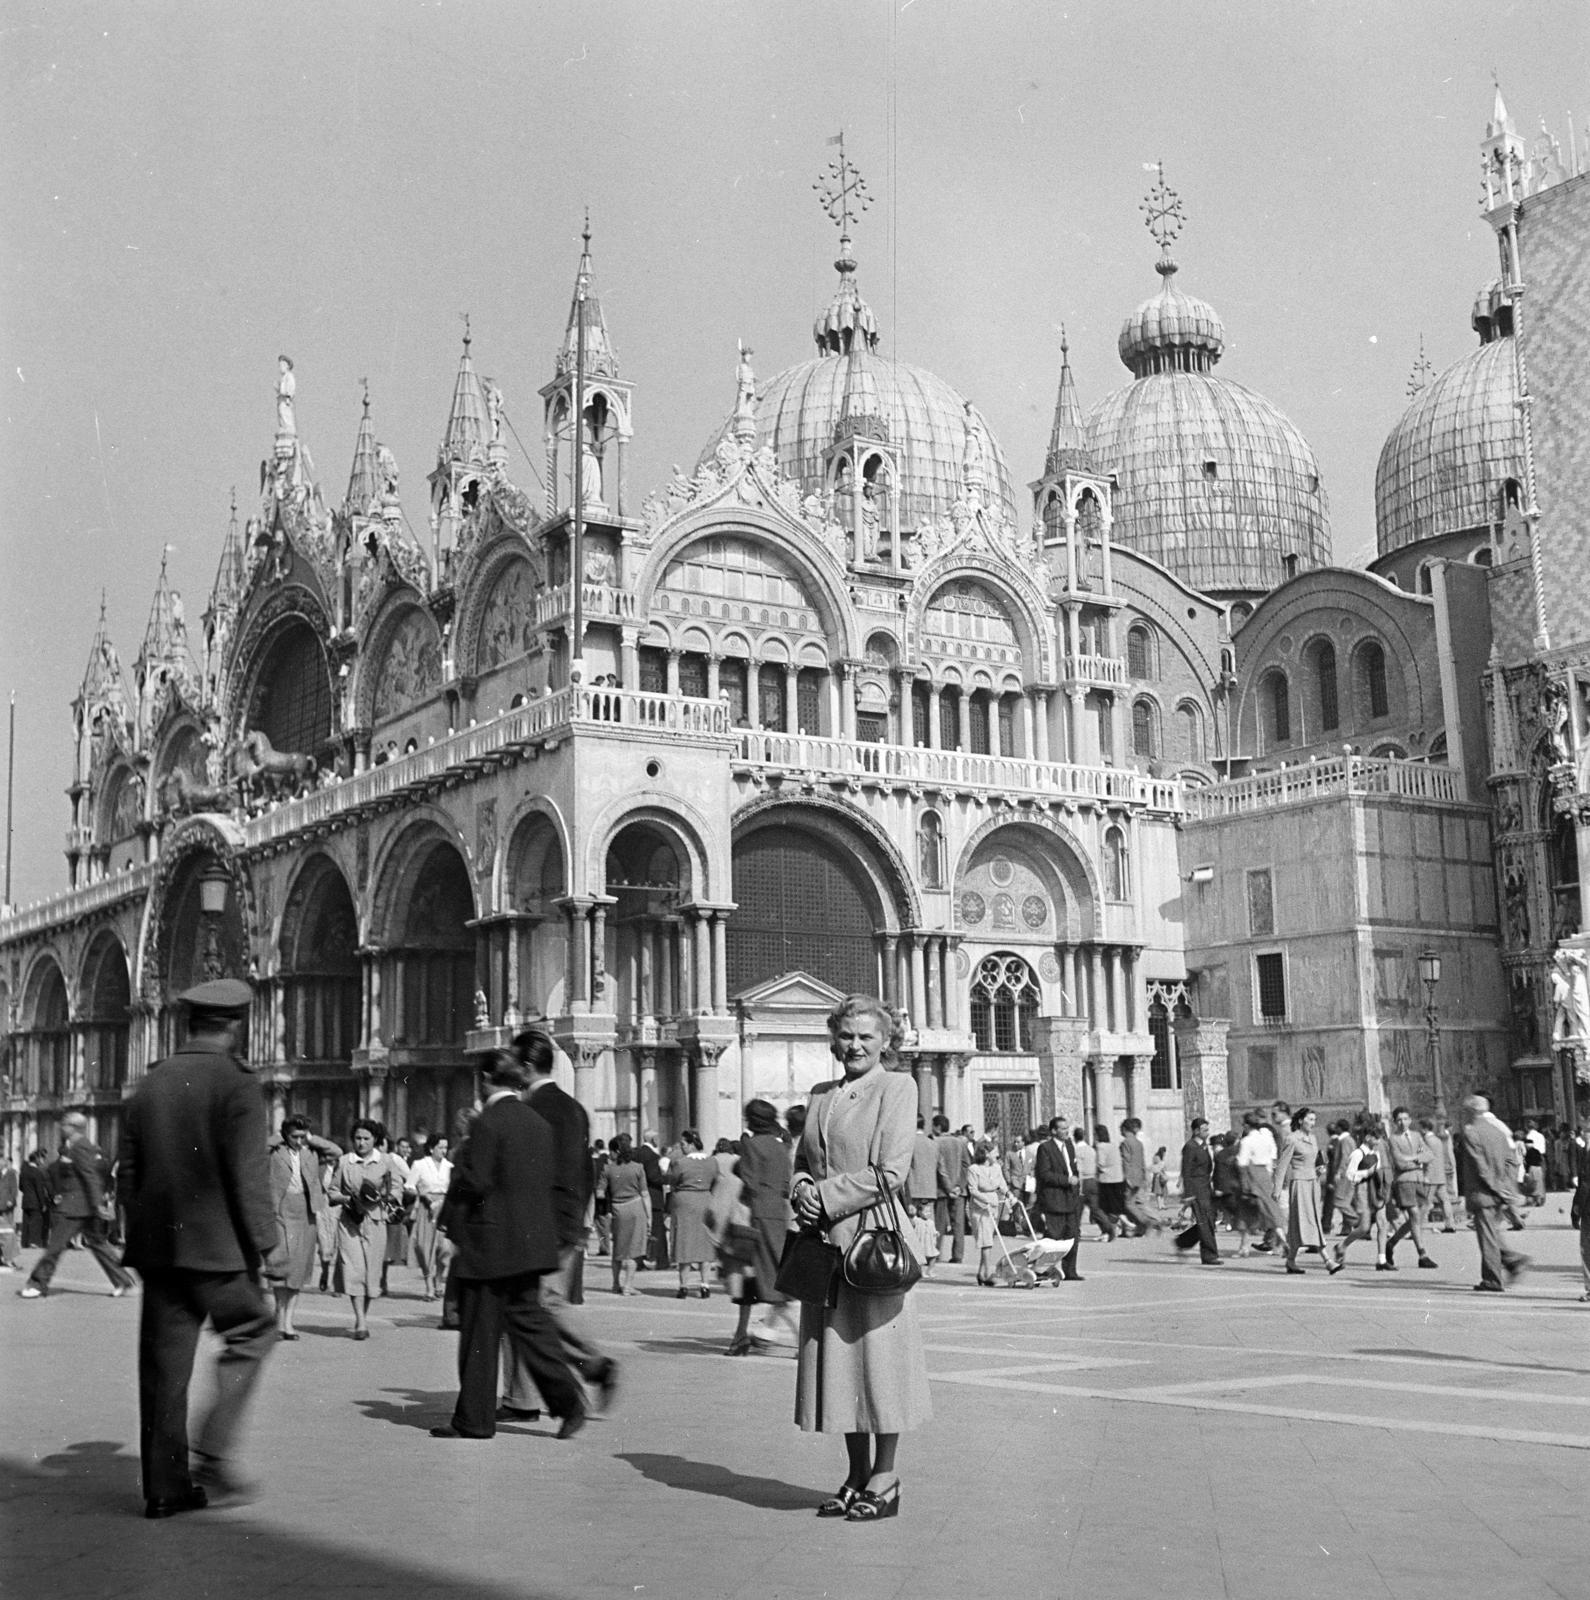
[177,978,252,1014]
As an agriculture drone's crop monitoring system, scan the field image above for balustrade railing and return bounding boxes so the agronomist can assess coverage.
[534,580,637,627]
[1064,652,1127,686]
[0,861,156,937]
[1186,755,1464,818]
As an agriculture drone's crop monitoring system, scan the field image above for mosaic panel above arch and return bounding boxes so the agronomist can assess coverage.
[476,558,536,672]
[372,608,443,722]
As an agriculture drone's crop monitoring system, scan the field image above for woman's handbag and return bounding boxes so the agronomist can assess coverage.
[775,1228,841,1306]
[842,1165,923,1296]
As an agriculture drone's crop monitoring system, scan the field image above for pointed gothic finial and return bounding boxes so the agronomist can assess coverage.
[1045,326,1093,474]
[733,339,758,446]
[346,382,382,513]
[1140,160,1185,280]
[812,136,881,355]
[556,218,619,379]
[1406,335,1435,399]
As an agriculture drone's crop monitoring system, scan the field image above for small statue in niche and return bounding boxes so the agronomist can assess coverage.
[1551,945,1590,1042]
[484,379,504,444]
[472,989,491,1030]
[377,441,400,499]
[580,442,604,507]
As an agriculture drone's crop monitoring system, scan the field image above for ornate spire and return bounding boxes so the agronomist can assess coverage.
[139,546,190,671]
[834,338,888,444]
[556,215,620,380]
[1045,328,1095,473]
[440,320,489,466]
[80,596,126,705]
[1406,335,1436,399]
[209,489,245,616]
[345,382,381,515]
[812,135,880,356]
[1118,163,1225,377]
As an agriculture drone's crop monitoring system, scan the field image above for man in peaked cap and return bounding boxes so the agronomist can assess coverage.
[118,977,280,1520]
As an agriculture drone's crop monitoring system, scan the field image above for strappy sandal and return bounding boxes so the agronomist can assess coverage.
[846,1481,901,1521]
[724,1335,752,1356]
[816,1484,862,1517]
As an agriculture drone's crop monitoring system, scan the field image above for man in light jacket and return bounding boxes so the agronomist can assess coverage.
[1457,1094,1530,1292]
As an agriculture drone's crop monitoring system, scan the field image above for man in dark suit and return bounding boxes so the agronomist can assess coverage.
[500,1030,618,1420]
[20,1111,134,1298]
[1457,1093,1531,1292]
[1033,1114,1084,1280]
[20,1149,52,1249]
[432,1050,586,1441]
[636,1131,670,1270]
[117,979,278,1519]
[1173,1118,1222,1264]
[934,1113,969,1264]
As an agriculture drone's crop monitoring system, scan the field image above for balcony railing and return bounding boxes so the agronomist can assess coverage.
[734,731,1182,810]
[1186,755,1464,819]
[0,861,156,938]
[534,580,638,627]
[1064,652,1127,686]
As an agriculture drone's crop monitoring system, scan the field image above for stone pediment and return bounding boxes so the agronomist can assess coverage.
[732,969,847,1015]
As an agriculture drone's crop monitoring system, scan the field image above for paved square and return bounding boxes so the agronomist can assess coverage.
[3,1205,1587,1600]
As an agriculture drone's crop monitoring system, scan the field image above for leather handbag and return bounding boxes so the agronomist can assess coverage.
[775,1228,841,1307]
[842,1165,923,1296]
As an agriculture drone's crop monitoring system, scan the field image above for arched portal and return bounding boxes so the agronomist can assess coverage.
[247,618,335,761]
[81,934,131,1155]
[378,837,477,1141]
[280,857,361,1138]
[22,958,70,1103]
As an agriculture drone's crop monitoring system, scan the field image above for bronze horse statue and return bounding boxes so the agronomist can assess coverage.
[156,768,236,816]
[225,729,318,798]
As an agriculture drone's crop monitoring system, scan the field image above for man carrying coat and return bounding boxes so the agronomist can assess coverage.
[1033,1114,1084,1280]
[499,1029,619,1420]
[432,1049,586,1441]
[117,979,278,1519]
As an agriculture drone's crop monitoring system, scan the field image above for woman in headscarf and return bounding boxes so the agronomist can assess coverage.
[599,1133,651,1296]
[666,1129,719,1299]
[723,1099,795,1355]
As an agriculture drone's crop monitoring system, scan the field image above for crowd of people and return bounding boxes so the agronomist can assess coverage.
[5,977,1590,1526]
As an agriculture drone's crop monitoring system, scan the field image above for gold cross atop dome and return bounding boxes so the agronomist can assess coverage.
[1140,160,1185,278]
[813,133,873,274]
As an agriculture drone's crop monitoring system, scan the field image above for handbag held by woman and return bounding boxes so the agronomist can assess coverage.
[843,1164,923,1296]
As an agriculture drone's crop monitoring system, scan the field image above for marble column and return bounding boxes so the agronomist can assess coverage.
[1174,1017,1232,1135]
[784,664,800,733]
[908,936,927,1033]
[927,686,942,750]
[694,912,712,1016]
[925,936,943,1029]
[691,1040,722,1147]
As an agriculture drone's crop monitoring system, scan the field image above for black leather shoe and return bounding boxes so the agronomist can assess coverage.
[496,1404,541,1422]
[555,1409,588,1440]
[429,1425,492,1439]
[144,1487,208,1520]
[592,1357,620,1413]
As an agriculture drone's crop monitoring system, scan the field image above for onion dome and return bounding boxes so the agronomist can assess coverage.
[1082,170,1329,596]
[1373,282,1524,557]
[700,235,1017,529]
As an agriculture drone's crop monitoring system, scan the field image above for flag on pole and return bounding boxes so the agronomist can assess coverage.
[828,133,844,145]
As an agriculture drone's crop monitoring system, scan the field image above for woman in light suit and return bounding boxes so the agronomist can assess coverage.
[790,995,930,1523]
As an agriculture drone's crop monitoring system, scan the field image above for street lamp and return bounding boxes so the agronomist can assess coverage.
[198,861,231,980]
[1417,949,1445,1121]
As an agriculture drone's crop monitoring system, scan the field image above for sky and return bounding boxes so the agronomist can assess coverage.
[1,0,1585,907]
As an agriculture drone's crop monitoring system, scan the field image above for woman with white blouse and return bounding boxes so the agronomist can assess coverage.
[409,1134,454,1300]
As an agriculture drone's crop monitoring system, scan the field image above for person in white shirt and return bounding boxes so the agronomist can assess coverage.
[409,1134,454,1301]
[1327,1119,1390,1274]
[1235,1111,1283,1253]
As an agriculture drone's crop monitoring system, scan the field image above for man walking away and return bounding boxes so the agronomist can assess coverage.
[1173,1119,1222,1264]
[21,1111,134,1298]
[118,980,278,1519]
[0,1151,20,1271]
[500,1031,618,1421]
[1118,1118,1159,1236]
[1457,1094,1530,1293]
[432,1050,586,1440]
[934,1113,969,1264]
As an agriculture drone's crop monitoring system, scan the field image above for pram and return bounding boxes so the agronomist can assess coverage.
[991,1199,1075,1288]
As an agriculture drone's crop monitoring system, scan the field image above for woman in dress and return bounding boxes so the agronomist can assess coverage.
[333,1119,400,1339]
[1093,1124,1127,1238]
[791,995,930,1524]
[724,1099,795,1355]
[1327,1117,1390,1274]
[966,1140,1011,1286]
[600,1133,650,1296]
[1272,1106,1323,1274]
[266,1118,342,1338]
[409,1133,453,1300]
[667,1129,719,1299]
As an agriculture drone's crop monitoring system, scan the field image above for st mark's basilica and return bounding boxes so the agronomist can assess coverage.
[2,97,1588,1166]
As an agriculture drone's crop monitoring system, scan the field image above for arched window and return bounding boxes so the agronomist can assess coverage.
[1267,673,1291,744]
[720,659,749,727]
[1360,642,1389,720]
[968,692,991,754]
[1417,563,1433,595]
[1316,641,1339,731]
[916,810,945,889]
[1177,702,1204,764]
[250,620,333,758]
[969,953,1040,1053]
[1127,624,1149,678]
[1132,699,1157,760]
[940,686,962,750]
[757,664,786,730]
[1104,825,1130,901]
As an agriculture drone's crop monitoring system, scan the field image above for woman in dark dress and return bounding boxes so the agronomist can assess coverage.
[724,1099,795,1354]
[667,1130,719,1298]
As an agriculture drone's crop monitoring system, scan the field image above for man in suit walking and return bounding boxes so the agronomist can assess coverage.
[20,1111,134,1298]
[1118,1117,1160,1236]
[20,1149,52,1249]
[117,979,279,1519]
[934,1113,969,1264]
[1173,1118,1222,1264]
[0,1151,20,1271]
[432,1050,586,1441]
[500,1030,619,1421]
[1033,1115,1084,1280]
[636,1131,671,1270]
[1457,1093,1531,1293]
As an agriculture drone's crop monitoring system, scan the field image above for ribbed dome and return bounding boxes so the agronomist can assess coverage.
[1374,313,1523,558]
[1118,280,1227,375]
[1084,374,1330,595]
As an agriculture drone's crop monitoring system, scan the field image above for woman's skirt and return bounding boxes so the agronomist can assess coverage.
[383,1210,411,1267]
[1283,1177,1324,1251]
[969,1203,1001,1250]
[411,1198,450,1274]
[729,1216,790,1306]
[610,1196,648,1263]
[796,1281,932,1434]
[338,1211,385,1295]
[272,1187,319,1291]
[669,1187,715,1264]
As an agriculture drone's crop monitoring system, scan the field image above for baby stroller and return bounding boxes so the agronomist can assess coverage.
[992,1200,1074,1288]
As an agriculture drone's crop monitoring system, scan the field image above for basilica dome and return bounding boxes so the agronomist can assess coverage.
[700,243,1019,531]
[1373,282,1524,558]
[1083,257,1330,598]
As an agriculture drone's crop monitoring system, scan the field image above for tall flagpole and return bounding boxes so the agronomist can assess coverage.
[571,216,588,687]
[4,691,14,908]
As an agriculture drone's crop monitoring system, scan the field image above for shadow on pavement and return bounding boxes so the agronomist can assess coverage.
[1355,1346,1590,1376]
[0,1441,562,1600]
[349,1386,455,1431]
[615,1452,815,1510]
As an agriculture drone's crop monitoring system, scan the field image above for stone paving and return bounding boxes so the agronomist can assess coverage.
[3,1201,1588,1600]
